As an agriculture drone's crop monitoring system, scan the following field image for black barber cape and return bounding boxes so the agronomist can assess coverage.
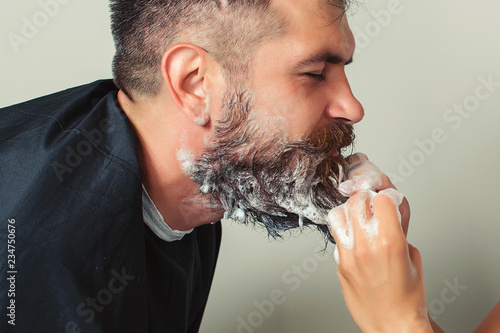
[0,80,221,333]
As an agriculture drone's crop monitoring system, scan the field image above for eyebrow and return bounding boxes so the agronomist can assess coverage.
[295,52,353,68]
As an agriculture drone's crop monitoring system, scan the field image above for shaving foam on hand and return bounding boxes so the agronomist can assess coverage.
[339,172,383,196]
[377,188,405,222]
[328,205,354,250]
[328,189,405,265]
[345,153,377,175]
[333,245,341,265]
[339,154,382,196]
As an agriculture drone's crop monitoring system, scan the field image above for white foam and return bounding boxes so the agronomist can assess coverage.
[339,160,384,195]
[233,208,246,223]
[333,245,340,265]
[199,184,210,194]
[357,172,384,191]
[177,148,196,175]
[378,188,405,222]
[328,205,353,249]
[362,216,380,242]
[328,189,405,263]
[347,191,380,242]
[176,132,196,176]
[193,114,208,126]
[275,194,328,226]
[378,188,404,207]
[346,153,381,177]
[340,153,401,199]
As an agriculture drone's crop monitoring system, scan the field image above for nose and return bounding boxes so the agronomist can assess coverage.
[325,73,364,124]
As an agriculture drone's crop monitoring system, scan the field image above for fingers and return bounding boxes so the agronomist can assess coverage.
[339,154,394,196]
[328,204,353,250]
[329,203,351,266]
[408,244,423,276]
[345,152,369,169]
[339,152,411,236]
[372,191,405,239]
[400,197,411,236]
[328,191,376,265]
[329,190,406,265]
[345,153,378,177]
[348,191,377,247]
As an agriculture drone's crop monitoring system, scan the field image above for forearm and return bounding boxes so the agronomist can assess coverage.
[474,301,500,333]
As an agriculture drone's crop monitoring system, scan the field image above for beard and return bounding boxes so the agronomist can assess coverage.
[186,89,355,243]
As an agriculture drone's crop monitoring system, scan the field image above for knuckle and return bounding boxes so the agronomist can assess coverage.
[379,236,406,256]
[353,244,371,262]
[378,236,392,250]
[338,259,356,277]
[347,191,370,205]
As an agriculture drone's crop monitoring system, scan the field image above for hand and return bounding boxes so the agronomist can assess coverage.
[338,153,410,236]
[328,191,432,333]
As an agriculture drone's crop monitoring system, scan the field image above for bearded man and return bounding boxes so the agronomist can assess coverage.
[0,0,408,332]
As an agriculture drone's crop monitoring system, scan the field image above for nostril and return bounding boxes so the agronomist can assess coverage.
[336,117,353,124]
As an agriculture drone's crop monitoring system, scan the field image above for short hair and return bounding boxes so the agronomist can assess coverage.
[110,0,351,99]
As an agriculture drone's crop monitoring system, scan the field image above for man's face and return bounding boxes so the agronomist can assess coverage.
[250,0,363,141]
[185,0,364,241]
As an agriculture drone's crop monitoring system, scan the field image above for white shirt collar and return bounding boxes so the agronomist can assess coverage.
[142,184,193,242]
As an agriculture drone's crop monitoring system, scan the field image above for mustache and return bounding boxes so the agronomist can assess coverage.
[250,124,354,208]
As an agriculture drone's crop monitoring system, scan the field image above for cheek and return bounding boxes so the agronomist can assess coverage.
[282,97,329,140]
[255,88,329,139]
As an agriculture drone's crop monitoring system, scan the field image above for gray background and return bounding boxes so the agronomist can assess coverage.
[1,0,499,332]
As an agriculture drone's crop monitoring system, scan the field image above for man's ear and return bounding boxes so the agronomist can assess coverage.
[161,44,215,126]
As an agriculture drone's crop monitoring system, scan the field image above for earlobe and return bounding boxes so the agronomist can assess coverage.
[162,44,211,126]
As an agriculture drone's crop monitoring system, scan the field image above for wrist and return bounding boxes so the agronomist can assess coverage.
[412,322,434,333]
[358,317,433,333]
[373,314,433,333]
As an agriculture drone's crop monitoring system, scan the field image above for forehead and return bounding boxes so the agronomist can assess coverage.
[260,0,354,67]
[273,0,345,27]
[272,0,350,39]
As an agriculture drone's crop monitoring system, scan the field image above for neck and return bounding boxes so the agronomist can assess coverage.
[117,90,224,230]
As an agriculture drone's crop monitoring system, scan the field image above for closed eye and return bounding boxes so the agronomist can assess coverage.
[305,72,326,82]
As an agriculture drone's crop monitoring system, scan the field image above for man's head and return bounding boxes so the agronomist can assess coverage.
[111,0,363,242]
